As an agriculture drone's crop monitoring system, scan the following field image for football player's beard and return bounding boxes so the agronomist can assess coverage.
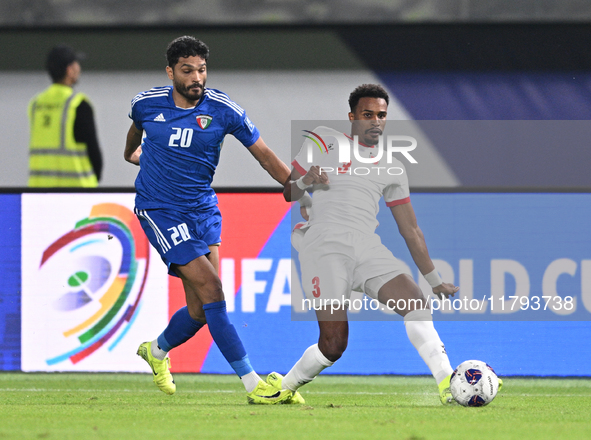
[177,81,204,101]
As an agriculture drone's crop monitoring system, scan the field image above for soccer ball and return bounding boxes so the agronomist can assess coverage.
[450,360,499,407]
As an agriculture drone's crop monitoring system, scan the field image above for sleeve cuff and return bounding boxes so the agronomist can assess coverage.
[292,160,307,176]
[386,196,410,207]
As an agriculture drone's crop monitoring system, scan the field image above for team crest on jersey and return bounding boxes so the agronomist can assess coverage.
[196,115,213,129]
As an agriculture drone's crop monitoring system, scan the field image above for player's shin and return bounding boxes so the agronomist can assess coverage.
[152,306,204,360]
[282,343,334,392]
[202,300,260,392]
[404,308,453,384]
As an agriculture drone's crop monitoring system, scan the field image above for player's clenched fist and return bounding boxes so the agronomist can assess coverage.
[302,165,330,186]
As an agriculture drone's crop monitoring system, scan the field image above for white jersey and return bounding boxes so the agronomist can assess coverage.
[292,126,410,234]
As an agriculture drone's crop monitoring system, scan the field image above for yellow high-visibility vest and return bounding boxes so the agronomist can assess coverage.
[28,83,98,187]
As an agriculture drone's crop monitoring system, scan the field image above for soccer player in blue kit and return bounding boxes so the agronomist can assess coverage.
[124,36,292,404]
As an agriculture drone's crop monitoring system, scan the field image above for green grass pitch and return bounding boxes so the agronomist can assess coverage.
[1,373,590,440]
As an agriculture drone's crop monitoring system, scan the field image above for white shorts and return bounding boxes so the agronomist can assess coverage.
[298,224,411,304]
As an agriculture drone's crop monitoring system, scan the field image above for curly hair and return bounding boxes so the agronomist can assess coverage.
[348,84,389,112]
[166,36,210,68]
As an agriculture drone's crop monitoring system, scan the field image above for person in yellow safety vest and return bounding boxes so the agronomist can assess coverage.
[28,44,102,187]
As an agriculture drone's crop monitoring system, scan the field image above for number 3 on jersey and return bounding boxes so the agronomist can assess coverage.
[169,127,193,148]
[312,276,321,298]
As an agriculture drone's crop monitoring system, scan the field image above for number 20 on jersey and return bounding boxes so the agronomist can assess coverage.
[169,127,194,148]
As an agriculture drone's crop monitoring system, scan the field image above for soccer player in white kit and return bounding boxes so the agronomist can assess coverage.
[268,84,462,404]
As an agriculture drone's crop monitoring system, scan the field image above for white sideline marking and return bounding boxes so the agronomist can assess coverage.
[0,388,237,393]
[0,388,589,397]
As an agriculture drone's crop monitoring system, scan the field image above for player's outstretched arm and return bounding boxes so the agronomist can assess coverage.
[247,137,291,185]
[284,168,303,202]
[124,122,143,165]
[283,166,328,202]
[390,202,458,299]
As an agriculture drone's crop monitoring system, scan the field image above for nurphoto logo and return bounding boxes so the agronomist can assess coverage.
[302,127,419,168]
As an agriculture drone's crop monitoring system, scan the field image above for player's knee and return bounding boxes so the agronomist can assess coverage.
[203,284,224,303]
[319,337,348,362]
[192,273,224,303]
[398,296,428,316]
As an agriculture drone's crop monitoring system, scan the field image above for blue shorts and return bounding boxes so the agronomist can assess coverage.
[135,206,222,276]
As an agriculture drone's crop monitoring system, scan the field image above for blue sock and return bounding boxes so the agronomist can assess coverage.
[203,300,254,377]
[157,306,204,352]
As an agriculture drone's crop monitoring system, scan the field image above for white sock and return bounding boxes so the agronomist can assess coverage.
[404,309,453,384]
[282,344,334,391]
[150,339,167,361]
[241,371,261,393]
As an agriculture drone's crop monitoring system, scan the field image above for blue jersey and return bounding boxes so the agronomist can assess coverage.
[129,86,260,212]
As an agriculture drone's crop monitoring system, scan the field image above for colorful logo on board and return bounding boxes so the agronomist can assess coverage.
[39,203,150,366]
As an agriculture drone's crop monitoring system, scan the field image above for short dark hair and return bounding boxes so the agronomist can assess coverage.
[166,36,210,68]
[46,44,81,82]
[348,84,389,112]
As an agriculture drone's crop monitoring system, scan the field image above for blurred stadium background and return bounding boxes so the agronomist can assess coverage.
[1,1,590,377]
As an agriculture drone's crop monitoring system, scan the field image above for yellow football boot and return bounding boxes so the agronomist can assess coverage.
[137,341,176,395]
